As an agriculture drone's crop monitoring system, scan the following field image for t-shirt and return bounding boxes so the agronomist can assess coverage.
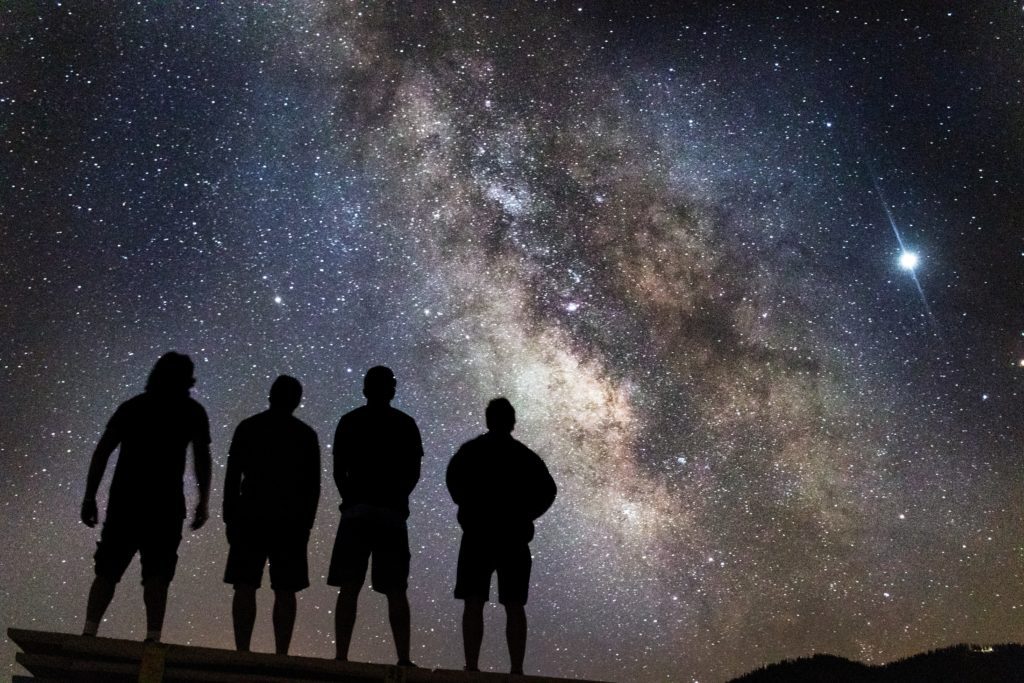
[104,391,211,521]
[446,431,557,543]
[223,409,321,529]
[332,404,423,519]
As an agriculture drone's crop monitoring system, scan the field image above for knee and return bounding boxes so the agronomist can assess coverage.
[385,590,409,606]
[503,603,526,618]
[463,599,485,615]
[92,575,117,591]
[336,584,360,605]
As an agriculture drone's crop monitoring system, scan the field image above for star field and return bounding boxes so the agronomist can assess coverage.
[1,3,1022,681]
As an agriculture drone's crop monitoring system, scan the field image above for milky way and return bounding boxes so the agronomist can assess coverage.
[1,3,1022,681]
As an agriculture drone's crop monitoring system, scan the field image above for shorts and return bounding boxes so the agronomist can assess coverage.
[454,534,532,606]
[224,522,311,591]
[94,515,184,585]
[327,510,410,594]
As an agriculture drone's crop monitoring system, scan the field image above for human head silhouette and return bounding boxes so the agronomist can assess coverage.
[145,352,195,394]
[485,397,516,434]
[363,365,396,404]
[269,375,302,413]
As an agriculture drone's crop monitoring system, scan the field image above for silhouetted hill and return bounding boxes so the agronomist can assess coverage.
[729,653,873,683]
[884,644,1024,682]
[730,643,1024,682]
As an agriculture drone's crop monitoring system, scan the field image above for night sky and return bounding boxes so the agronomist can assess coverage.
[1,3,1022,681]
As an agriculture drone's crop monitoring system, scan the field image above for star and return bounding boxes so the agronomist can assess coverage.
[898,251,920,271]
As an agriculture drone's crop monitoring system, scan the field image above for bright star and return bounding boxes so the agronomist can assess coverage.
[898,251,919,270]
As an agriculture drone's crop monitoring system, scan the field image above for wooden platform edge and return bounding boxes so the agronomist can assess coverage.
[8,628,613,683]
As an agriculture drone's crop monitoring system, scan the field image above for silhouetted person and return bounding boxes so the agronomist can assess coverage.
[446,398,557,675]
[222,375,320,655]
[327,366,423,665]
[80,352,212,642]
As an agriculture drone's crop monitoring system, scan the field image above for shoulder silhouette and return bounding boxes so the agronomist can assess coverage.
[223,375,320,530]
[96,353,210,522]
[447,398,556,543]
[332,366,423,519]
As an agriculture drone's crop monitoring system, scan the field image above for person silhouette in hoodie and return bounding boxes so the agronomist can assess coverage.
[446,397,557,675]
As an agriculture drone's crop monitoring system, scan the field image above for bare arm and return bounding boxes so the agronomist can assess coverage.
[222,426,243,527]
[445,446,466,506]
[81,427,120,527]
[332,417,348,501]
[304,430,321,530]
[403,420,424,499]
[191,440,212,530]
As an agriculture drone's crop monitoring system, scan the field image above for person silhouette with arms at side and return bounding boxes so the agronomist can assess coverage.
[222,375,320,655]
[80,351,212,643]
[446,398,557,675]
[327,366,423,666]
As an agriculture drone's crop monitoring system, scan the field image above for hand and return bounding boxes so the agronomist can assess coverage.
[81,498,99,527]
[191,501,209,531]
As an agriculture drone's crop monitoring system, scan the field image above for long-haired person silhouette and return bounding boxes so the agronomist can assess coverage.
[80,352,212,643]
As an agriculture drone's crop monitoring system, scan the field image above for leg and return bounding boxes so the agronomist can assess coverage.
[334,583,360,660]
[327,516,371,661]
[372,520,413,665]
[138,517,184,642]
[462,598,485,672]
[88,518,136,636]
[268,524,309,656]
[142,579,170,642]
[84,575,117,635]
[497,543,532,674]
[232,585,258,651]
[386,590,412,665]
[505,603,526,675]
[272,590,297,655]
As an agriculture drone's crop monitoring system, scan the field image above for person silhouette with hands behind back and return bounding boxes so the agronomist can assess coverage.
[447,397,557,675]
[327,366,423,666]
[80,351,212,643]
[222,375,320,655]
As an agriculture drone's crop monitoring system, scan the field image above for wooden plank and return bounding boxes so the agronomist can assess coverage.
[158,644,385,680]
[9,629,611,683]
[8,629,79,657]
[139,642,168,683]
[16,653,138,682]
[10,628,149,662]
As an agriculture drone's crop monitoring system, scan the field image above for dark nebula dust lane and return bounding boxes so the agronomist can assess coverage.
[1,3,1021,681]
